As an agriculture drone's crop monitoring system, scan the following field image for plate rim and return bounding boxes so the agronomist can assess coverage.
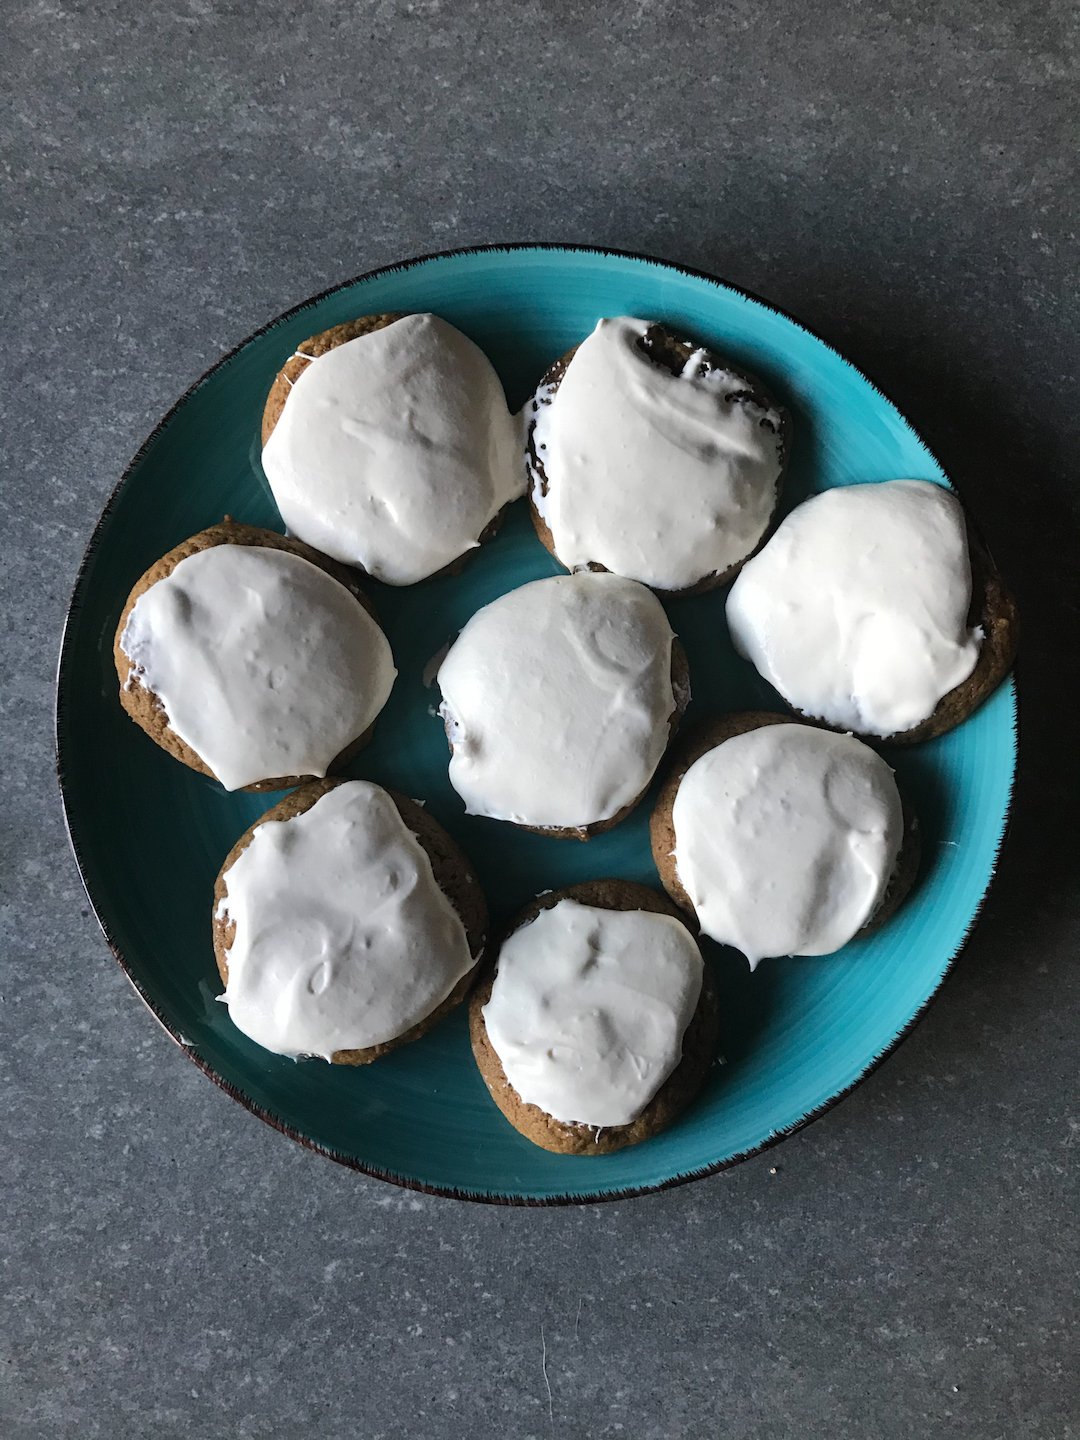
[54,241,1020,1205]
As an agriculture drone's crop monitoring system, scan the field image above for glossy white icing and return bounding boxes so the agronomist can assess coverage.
[120,543,395,790]
[482,898,703,1127]
[671,723,904,967]
[726,480,980,736]
[528,316,783,591]
[436,572,679,830]
[261,313,523,585]
[218,781,477,1059]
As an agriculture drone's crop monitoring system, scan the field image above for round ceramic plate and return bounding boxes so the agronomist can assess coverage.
[57,245,1017,1204]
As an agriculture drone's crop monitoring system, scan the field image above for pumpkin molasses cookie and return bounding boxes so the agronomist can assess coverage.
[114,520,396,791]
[436,572,689,839]
[651,712,920,968]
[261,312,523,585]
[524,317,787,595]
[214,779,486,1063]
[725,479,1017,742]
[469,880,718,1155]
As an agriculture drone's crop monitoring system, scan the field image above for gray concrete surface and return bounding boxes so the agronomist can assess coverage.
[2,2,1078,1436]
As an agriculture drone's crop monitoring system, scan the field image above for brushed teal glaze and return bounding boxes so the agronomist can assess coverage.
[57,247,1017,1202]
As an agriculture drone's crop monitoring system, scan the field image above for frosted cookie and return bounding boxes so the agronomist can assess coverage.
[469,881,719,1154]
[436,572,689,838]
[114,521,396,791]
[651,713,920,968]
[725,479,1018,742]
[524,317,787,595]
[214,779,486,1063]
[261,312,523,585]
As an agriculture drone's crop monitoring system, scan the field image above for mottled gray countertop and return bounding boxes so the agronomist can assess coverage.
[2,2,1078,1436]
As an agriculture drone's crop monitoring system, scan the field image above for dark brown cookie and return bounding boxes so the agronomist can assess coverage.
[523,322,789,597]
[261,313,509,580]
[113,519,389,792]
[650,712,920,938]
[213,779,487,1065]
[468,879,719,1155]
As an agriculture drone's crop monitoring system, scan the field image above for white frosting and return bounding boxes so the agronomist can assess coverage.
[261,313,523,585]
[671,724,903,967]
[726,480,981,736]
[218,781,477,1059]
[482,898,703,1127]
[436,572,679,830]
[120,544,395,790]
[527,316,783,591]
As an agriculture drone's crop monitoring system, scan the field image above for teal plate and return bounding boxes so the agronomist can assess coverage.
[56,245,1017,1203]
